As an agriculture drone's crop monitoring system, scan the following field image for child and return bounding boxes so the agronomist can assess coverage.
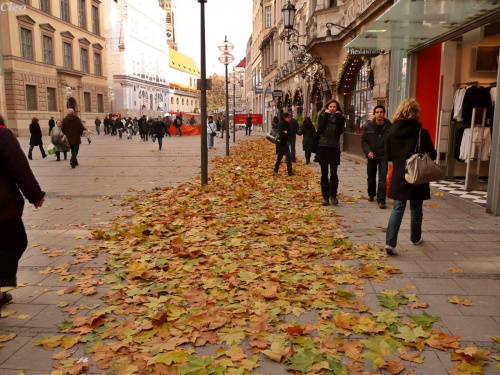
[83,128,95,144]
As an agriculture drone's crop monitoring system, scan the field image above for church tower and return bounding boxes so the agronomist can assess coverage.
[158,0,178,51]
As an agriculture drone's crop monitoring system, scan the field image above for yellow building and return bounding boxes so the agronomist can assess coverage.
[168,48,200,113]
[0,0,108,136]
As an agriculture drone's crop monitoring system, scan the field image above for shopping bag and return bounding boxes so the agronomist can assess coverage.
[47,143,56,159]
[386,164,393,197]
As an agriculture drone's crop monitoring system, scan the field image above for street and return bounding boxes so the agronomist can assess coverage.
[1,133,500,374]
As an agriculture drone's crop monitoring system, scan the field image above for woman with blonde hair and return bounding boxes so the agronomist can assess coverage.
[385,99,437,255]
[314,99,345,205]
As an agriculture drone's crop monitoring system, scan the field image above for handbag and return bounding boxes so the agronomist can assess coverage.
[265,134,280,144]
[405,129,444,185]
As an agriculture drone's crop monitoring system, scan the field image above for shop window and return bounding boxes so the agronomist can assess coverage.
[84,92,91,112]
[344,64,373,134]
[26,85,37,111]
[47,87,57,111]
[97,93,104,113]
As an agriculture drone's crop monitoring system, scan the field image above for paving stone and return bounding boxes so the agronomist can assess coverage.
[439,315,500,341]
[454,279,500,296]
[410,278,466,295]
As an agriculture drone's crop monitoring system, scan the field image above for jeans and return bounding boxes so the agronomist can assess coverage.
[0,219,28,287]
[288,135,296,161]
[220,128,224,138]
[386,200,423,248]
[96,125,100,135]
[274,149,293,175]
[176,126,182,136]
[118,129,123,139]
[157,137,163,150]
[70,144,80,165]
[367,158,388,203]
[246,125,252,136]
[208,134,215,148]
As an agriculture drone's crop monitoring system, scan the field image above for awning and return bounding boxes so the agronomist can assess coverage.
[346,0,500,52]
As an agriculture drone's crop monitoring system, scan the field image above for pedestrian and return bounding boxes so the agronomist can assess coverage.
[273,112,294,176]
[288,112,300,162]
[126,118,133,139]
[216,116,222,135]
[220,116,226,138]
[245,114,252,136]
[385,99,437,255]
[51,120,70,161]
[110,116,117,135]
[148,117,155,141]
[315,99,345,206]
[116,117,123,139]
[103,115,111,135]
[174,115,182,136]
[154,116,165,150]
[94,116,101,135]
[361,105,392,209]
[48,116,55,136]
[61,108,84,168]
[207,115,217,149]
[28,117,47,160]
[83,127,94,144]
[0,115,45,309]
[133,117,139,136]
[163,116,171,137]
[297,116,316,164]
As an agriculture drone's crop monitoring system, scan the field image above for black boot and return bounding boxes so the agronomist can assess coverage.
[321,182,330,206]
[56,151,61,161]
[28,147,33,160]
[330,178,339,205]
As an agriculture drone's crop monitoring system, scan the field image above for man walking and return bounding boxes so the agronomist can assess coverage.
[48,117,55,136]
[94,117,101,135]
[154,116,165,150]
[288,112,300,162]
[245,114,252,136]
[220,116,226,138]
[361,105,392,209]
[61,109,84,168]
[103,115,110,135]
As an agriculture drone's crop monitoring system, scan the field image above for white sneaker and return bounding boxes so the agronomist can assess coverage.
[412,238,424,245]
[385,245,397,255]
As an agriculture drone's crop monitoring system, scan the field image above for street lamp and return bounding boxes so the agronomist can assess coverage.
[282,0,297,30]
[218,36,234,156]
[229,70,239,143]
[199,0,208,185]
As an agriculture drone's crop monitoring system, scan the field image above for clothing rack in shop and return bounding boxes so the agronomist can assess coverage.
[465,108,487,192]
[453,81,495,87]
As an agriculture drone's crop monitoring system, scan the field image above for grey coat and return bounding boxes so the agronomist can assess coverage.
[51,127,70,152]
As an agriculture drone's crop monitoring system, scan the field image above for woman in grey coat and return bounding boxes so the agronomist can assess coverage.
[50,120,70,161]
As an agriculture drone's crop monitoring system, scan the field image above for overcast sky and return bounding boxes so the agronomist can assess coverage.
[173,0,253,76]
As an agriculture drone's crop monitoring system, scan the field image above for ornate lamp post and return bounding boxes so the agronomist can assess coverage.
[229,70,239,143]
[199,0,208,185]
[218,37,234,156]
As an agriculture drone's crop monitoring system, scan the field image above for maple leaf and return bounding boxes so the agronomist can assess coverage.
[261,336,291,362]
[361,337,401,367]
[407,310,440,327]
[0,333,16,343]
[395,325,417,343]
[340,341,363,361]
[447,296,473,306]
[156,350,189,365]
[218,328,246,346]
[288,348,323,372]
[399,349,424,363]
[381,359,405,374]
[118,362,139,375]
[177,356,213,375]
[327,359,350,375]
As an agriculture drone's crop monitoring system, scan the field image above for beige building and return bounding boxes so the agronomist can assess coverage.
[168,48,200,114]
[0,0,108,136]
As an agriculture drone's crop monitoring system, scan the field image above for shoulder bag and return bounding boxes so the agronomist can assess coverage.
[405,129,444,185]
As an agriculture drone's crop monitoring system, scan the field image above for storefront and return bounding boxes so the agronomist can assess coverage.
[347,0,500,215]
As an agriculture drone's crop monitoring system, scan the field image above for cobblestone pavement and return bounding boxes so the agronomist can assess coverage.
[1,132,500,374]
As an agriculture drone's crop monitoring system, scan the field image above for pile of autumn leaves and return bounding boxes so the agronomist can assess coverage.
[34,139,499,375]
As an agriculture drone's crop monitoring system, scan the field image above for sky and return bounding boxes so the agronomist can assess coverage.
[172,0,253,76]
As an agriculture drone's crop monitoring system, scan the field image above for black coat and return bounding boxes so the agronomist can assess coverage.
[154,121,165,138]
[361,119,392,159]
[297,123,316,151]
[386,119,437,201]
[29,122,43,146]
[276,120,291,155]
[289,118,300,136]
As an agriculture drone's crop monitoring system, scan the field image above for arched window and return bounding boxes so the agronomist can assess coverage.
[182,98,184,105]
[344,63,373,134]
[176,98,179,104]
[171,97,174,104]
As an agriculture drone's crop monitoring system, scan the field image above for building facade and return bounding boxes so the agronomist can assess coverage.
[158,0,178,51]
[104,0,170,119]
[251,0,263,126]
[245,35,253,114]
[0,0,108,135]
[168,48,200,113]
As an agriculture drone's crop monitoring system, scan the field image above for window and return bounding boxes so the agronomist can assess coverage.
[176,98,179,104]
[26,85,37,111]
[19,0,29,3]
[91,5,99,35]
[47,88,57,111]
[43,35,53,64]
[21,28,33,60]
[182,98,184,105]
[84,92,91,112]
[94,52,102,76]
[166,13,171,24]
[329,0,337,7]
[61,0,70,22]
[41,0,50,13]
[80,48,88,72]
[344,63,373,134]
[97,93,103,113]
[171,97,174,104]
[78,0,86,29]
[63,42,72,69]
[265,6,272,28]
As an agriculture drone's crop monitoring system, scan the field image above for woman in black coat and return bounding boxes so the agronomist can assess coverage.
[315,99,345,206]
[297,116,316,164]
[385,99,437,255]
[28,117,46,160]
[273,112,294,176]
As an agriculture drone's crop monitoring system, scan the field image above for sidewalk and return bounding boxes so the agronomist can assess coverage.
[0,132,499,374]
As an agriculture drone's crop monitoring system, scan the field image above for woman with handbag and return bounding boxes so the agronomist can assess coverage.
[273,112,294,176]
[385,99,437,255]
[315,99,345,206]
[297,116,316,164]
[207,116,217,149]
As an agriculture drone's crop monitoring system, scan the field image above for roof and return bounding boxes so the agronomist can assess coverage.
[169,49,200,77]
[236,58,246,68]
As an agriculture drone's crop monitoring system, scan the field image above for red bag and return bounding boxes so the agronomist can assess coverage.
[386,165,393,197]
